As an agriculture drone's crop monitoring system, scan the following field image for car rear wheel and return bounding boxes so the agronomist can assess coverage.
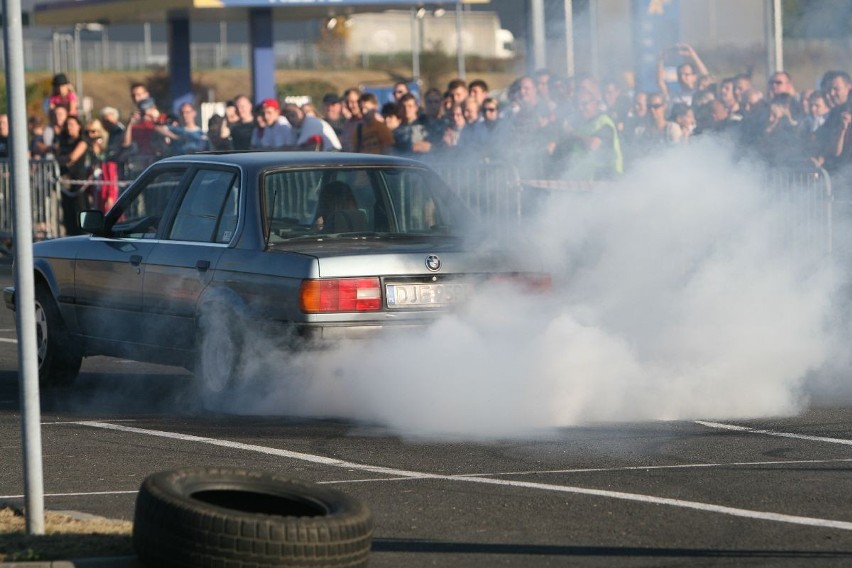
[133,467,373,568]
[195,306,243,396]
[35,284,82,386]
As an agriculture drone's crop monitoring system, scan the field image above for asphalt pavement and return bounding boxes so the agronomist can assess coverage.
[1,264,852,567]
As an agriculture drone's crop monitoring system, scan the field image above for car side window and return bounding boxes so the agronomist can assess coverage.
[111,169,186,239]
[168,169,239,243]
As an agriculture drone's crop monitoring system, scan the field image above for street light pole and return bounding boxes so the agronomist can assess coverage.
[455,0,465,79]
[73,24,82,111]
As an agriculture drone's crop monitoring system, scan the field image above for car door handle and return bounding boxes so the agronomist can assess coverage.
[196,260,210,271]
[129,255,143,266]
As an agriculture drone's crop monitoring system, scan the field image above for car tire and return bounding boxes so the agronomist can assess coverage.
[133,467,373,568]
[35,284,82,387]
[195,305,243,396]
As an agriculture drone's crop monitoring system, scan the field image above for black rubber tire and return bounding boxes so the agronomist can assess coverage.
[133,467,373,568]
[194,302,243,396]
[34,284,82,387]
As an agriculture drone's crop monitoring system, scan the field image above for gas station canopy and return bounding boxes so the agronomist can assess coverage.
[33,0,488,107]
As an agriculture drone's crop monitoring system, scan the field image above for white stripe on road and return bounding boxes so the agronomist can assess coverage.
[70,420,852,532]
[71,421,437,480]
[0,490,138,499]
[0,337,17,343]
[455,457,852,478]
[696,421,852,446]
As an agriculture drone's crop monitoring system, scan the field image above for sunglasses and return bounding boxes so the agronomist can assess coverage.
[87,129,100,134]
[483,107,498,112]
[650,103,665,109]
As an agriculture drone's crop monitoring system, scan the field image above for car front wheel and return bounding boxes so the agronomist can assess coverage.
[35,285,82,386]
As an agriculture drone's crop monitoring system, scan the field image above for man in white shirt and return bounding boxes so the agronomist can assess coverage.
[281,103,342,151]
[251,99,292,149]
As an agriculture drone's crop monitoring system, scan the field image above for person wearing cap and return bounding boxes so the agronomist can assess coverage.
[250,98,292,150]
[49,73,78,116]
[281,103,342,151]
[321,93,345,140]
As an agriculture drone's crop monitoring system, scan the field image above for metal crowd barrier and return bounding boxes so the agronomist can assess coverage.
[0,156,840,262]
[764,165,833,257]
[0,158,62,241]
[428,160,524,228]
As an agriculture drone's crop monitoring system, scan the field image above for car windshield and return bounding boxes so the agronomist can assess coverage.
[263,166,465,242]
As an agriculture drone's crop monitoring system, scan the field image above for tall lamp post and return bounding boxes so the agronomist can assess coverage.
[73,22,104,118]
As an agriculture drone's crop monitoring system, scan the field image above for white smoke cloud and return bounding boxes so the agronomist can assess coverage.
[205,138,846,439]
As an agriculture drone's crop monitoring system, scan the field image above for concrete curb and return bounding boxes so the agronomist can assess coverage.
[2,558,142,567]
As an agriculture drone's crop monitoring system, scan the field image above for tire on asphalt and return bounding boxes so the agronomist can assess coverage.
[133,467,373,568]
[194,303,244,396]
[35,284,82,386]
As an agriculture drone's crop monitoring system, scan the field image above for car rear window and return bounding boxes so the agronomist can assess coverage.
[263,167,462,243]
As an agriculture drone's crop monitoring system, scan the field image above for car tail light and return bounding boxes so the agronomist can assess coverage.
[487,273,552,292]
[300,277,382,313]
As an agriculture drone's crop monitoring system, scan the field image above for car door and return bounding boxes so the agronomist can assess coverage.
[141,167,241,351]
[74,167,189,345]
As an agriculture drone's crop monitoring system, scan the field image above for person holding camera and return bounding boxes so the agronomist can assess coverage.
[656,44,711,107]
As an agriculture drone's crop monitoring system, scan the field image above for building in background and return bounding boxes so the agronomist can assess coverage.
[346,10,515,60]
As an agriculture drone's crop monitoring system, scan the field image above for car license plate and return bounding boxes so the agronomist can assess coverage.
[386,282,469,308]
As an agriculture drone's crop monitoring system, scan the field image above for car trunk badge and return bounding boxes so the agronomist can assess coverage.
[425,255,442,272]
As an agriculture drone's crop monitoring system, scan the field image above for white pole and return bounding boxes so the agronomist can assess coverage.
[589,0,599,78]
[773,0,784,72]
[143,22,152,64]
[2,0,45,536]
[102,27,109,70]
[530,0,546,71]
[73,25,83,114]
[564,0,574,77]
[765,0,784,74]
[219,20,227,67]
[411,8,420,84]
[455,0,465,79]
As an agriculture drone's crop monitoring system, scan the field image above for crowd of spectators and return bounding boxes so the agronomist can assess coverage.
[12,49,852,233]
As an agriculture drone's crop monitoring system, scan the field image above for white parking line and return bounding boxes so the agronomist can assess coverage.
[696,421,852,446]
[70,420,852,532]
[0,338,17,344]
[0,490,138,500]
[454,458,852,478]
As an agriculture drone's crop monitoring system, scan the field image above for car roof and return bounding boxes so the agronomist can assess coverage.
[157,151,428,173]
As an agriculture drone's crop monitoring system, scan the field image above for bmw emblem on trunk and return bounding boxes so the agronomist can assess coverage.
[425,254,442,272]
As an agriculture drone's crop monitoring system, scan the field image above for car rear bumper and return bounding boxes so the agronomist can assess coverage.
[294,321,424,345]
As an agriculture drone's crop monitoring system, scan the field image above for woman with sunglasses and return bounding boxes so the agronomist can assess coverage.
[84,119,120,213]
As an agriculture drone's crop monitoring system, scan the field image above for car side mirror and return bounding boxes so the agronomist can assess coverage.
[79,210,106,235]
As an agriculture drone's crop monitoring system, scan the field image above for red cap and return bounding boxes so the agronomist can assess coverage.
[261,98,280,110]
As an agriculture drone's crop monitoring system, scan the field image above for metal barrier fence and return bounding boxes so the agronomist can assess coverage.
[428,160,524,228]
[0,157,840,259]
[0,159,62,240]
[764,165,833,257]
